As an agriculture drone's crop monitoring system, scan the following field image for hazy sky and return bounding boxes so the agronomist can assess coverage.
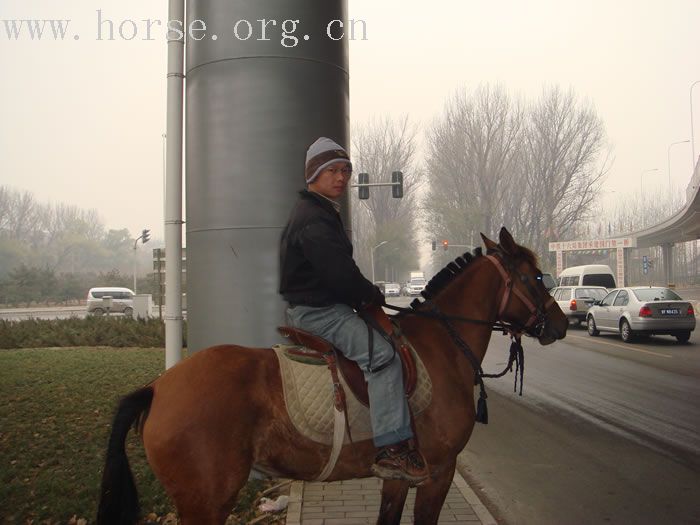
[1,0,699,242]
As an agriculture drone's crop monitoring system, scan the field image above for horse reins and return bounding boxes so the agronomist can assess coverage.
[383,251,555,424]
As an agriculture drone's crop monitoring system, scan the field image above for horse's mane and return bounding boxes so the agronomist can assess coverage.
[407,239,539,311]
[407,247,484,311]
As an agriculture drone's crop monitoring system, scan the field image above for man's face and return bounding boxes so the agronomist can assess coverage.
[308,161,352,200]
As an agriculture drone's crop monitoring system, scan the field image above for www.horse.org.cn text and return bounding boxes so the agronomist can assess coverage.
[94,11,368,46]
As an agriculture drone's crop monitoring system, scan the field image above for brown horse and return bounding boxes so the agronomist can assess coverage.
[97,227,567,525]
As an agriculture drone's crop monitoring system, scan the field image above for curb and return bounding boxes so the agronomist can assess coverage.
[452,471,498,525]
[285,480,303,525]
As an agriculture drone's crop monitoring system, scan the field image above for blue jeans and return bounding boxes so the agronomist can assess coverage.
[285,303,413,447]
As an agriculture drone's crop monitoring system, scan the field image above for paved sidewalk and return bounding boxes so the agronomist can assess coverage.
[286,471,496,524]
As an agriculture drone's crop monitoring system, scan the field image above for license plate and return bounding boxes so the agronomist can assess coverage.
[660,309,680,315]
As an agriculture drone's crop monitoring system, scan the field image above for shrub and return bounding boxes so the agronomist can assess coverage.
[0,317,187,349]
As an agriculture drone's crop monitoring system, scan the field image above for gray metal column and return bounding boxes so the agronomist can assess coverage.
[662,243,674,286]
[186,1,350,351]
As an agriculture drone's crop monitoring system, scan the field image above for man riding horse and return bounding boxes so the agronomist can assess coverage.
[278,137,429,485]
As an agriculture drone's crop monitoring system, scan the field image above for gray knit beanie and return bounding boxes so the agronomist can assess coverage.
[305,137,352,183]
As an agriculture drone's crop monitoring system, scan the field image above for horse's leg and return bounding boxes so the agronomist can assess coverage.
[146,432,253,525]
[142,349,259,525]
[413,460,456,525]
[376,479,410,525]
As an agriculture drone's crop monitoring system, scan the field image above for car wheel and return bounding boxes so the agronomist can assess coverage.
[123,307,134,318]
[675,331,691,344]
[92,308,104,316]
[620,319,634,343]
[587,315,599,336]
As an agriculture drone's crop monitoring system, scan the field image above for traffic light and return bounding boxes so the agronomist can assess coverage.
[432,240,436,251]
[391,171,403,198]
[442,239,448,251]
[358,173,369,200]
[142,229,151,243]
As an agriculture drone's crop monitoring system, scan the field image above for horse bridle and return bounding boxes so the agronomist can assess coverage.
[485,252,556,338]
[384,249,557,423]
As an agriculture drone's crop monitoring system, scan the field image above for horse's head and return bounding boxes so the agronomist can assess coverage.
[480,227,568,345]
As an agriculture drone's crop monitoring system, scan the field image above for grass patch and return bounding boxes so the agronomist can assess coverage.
[0,347,271,524]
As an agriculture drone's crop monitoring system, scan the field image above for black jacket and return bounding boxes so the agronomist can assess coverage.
[279,190,376,308]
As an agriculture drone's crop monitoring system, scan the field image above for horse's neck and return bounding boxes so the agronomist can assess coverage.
[399,257,502,364]
[443,258,501,358]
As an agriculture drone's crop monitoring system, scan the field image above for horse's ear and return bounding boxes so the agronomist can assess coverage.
[480,233,499,253]
[498,227,518,255]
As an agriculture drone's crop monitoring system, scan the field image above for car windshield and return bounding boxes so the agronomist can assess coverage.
[575,288,608,300]
[632,288,682,301]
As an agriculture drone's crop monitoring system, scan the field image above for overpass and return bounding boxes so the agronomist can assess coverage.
[625,158,700,284]
[550,158,700,286]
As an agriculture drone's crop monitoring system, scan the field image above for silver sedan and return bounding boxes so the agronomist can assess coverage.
[586,287,696,343]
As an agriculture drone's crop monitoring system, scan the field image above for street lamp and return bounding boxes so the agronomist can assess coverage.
[371,241,389,284]
[640,168,658,194]
[691,80,700,164]
[667,140,691,188]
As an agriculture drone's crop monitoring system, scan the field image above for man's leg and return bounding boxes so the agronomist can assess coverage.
[286,304,428,484]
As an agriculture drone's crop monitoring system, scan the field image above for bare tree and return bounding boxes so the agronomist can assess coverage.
[508,87,611,257]
[3,188,39,240]
[0,185,116,273]
[350,116,422,281]
[423,84,523,260]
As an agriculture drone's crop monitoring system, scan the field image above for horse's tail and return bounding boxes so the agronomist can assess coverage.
[97,386,154,525]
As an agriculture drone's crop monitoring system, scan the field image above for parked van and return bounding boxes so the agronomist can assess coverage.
[557,265,616,289]
[87,287,135,316]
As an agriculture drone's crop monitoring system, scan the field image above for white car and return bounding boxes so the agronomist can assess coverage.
[86,287,135,316]
[383,282,401,297]
[550,286,609,326]
[407,279,426,296]
[586,287,695,343]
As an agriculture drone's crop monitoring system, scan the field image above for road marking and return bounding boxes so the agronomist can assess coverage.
[567,334,673,358]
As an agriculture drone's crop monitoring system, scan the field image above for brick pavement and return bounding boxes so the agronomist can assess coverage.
[286,471,496,525]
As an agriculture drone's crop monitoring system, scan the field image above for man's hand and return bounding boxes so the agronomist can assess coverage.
[368,285,386,308]
[359,285,385,310]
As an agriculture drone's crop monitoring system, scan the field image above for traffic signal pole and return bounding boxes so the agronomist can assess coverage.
[350,171,403,200]
[132,229,151,293]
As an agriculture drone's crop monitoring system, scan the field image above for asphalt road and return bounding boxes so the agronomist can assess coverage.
[458,325,700,525]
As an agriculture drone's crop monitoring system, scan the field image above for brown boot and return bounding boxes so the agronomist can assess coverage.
[371,439,429,486]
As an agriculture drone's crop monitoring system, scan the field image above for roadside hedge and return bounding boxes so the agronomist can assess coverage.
[0,317,186,349]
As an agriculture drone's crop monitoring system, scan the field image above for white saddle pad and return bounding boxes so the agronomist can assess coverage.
[273,344,433,445]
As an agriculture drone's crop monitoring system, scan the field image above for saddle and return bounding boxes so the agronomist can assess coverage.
[277,306,417,408]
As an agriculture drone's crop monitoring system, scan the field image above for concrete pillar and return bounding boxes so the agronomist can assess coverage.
[661,243,674,286]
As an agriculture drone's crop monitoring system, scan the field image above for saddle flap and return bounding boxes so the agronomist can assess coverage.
[335,341,417,408]
[335,350,369,406]
[278,326,334,355]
